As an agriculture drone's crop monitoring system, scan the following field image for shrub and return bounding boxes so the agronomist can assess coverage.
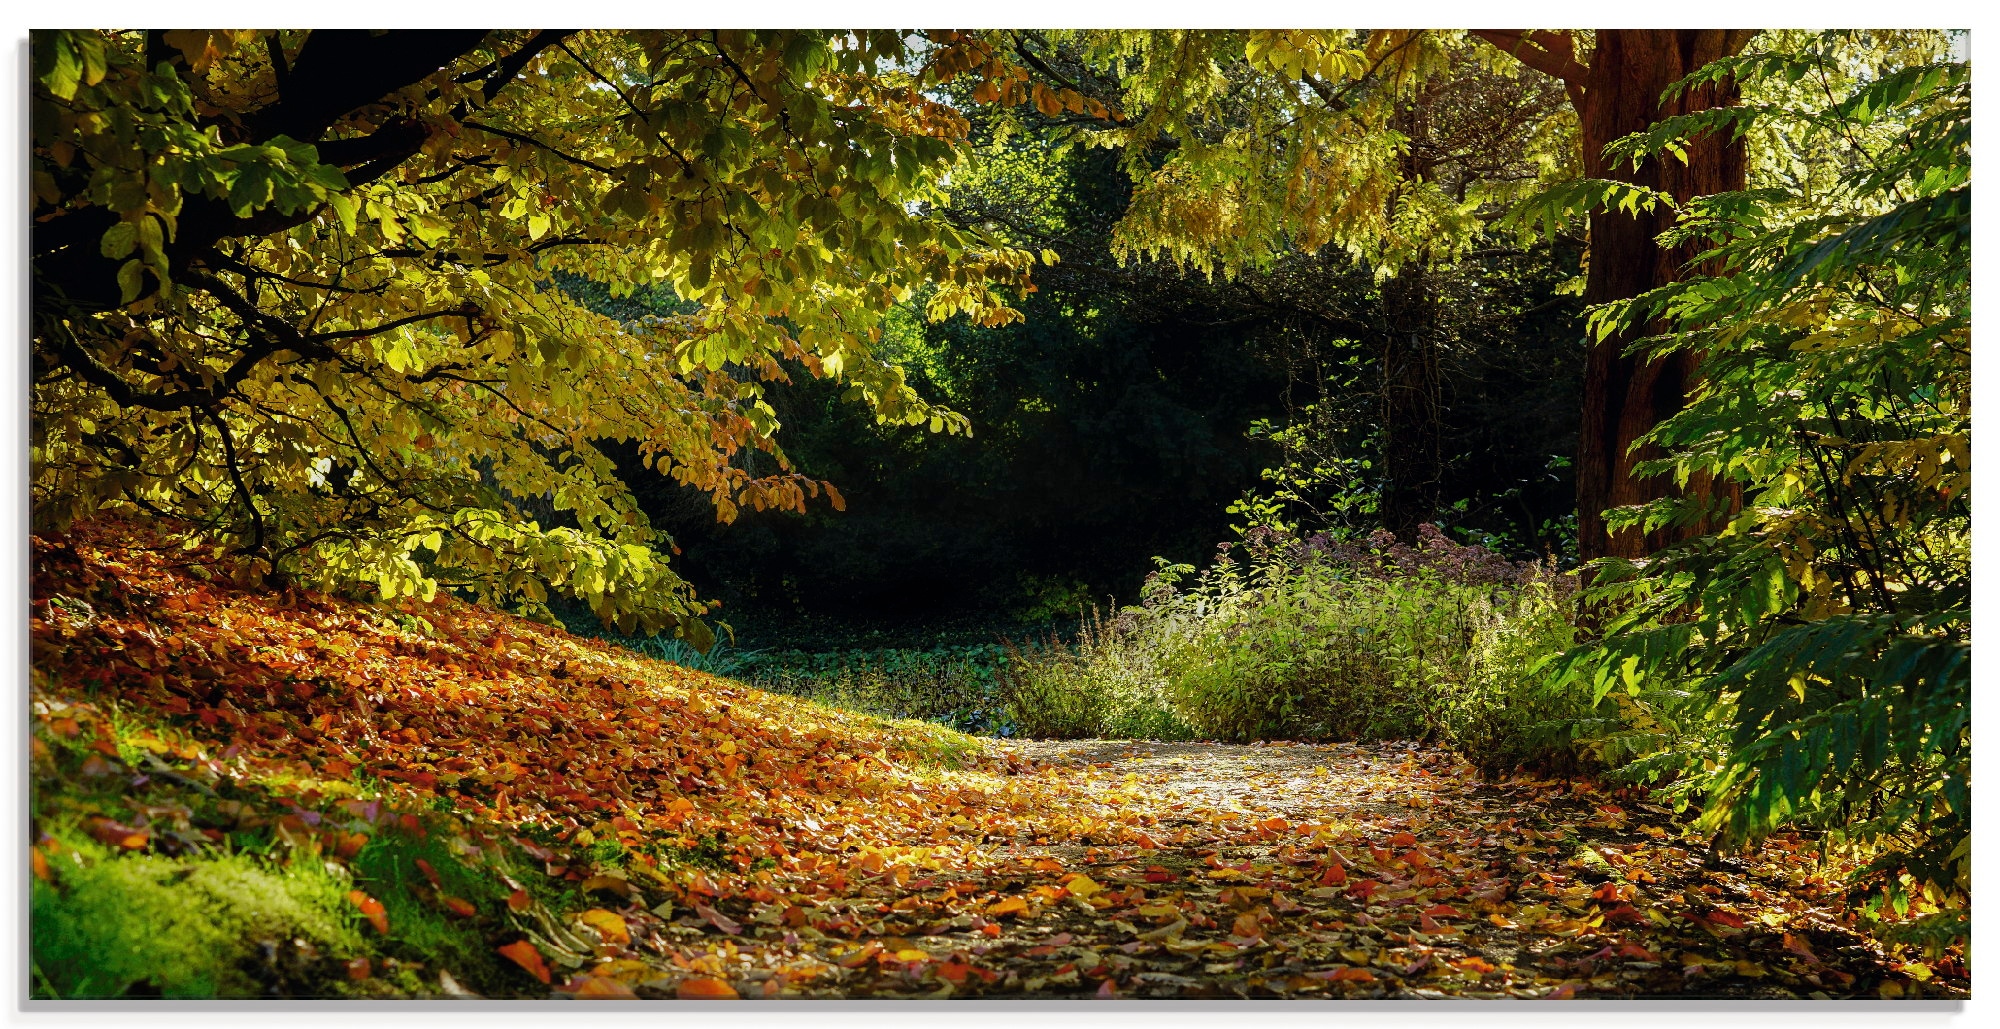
[1004,612,1192,741]
[1005,525,1590,766]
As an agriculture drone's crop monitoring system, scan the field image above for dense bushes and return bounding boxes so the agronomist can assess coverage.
[1003,526,1585,765]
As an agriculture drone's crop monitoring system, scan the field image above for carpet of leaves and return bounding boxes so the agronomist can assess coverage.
[29,521,1967,1000]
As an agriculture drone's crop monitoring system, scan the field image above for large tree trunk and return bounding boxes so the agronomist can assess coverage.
[1472,28,1753,563]
[1572,30,1753,562]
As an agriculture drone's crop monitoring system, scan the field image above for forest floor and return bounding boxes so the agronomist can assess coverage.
[29,520,1967,1000]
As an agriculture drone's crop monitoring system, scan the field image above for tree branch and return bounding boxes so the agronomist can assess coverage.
[1471,30,1589,108]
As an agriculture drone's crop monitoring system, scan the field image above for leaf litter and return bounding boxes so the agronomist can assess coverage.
[29,521,1967,999]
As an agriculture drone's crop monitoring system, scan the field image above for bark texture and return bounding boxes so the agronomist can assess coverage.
[1475,29,1754,562]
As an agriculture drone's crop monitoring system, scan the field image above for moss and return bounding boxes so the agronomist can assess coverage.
[31,844,363,998]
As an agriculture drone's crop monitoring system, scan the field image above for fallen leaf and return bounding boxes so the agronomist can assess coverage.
[346,890,389,934]
[988,896,1029,917]
[573,976,638,999]
[86,818,148,851]
[579,908,630,945]
[497,940,550,984]
[676,977,738,999]
[694,902,742,935]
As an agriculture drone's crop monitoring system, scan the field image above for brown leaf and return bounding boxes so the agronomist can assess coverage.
[694,902,742,935]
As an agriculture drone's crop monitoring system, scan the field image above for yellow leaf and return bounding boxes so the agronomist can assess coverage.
[578,908,630,945]
[988,896,1028,917]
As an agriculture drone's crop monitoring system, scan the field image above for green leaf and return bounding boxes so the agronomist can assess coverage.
[115,259,144,303]
[98,222,138,260]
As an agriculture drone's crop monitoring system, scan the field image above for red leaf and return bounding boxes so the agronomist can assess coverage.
[86,818,149,851]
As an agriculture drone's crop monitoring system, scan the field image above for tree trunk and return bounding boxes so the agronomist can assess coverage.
[1376,263,1445,539]
[1572,29,1753,562]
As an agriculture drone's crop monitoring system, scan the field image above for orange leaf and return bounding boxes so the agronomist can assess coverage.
[1329,966,1376,982]
[506,888,532,912]
[30,847,50,881]
[497,940,550,984]
[676,976,738,999]
[1319,863,1348,886]
[573,976,638,999]
[441,895,478,918]
[346,890,389,934]
[346,957,372,980]
[987,896,1028,917]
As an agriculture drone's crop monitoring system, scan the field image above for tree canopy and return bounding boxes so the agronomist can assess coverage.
[32,29,1041,639]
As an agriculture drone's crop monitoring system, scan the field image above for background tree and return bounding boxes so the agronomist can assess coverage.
[594,60,1589,643]
[1474,30,1755,561]
[1552,36,1967,940]
[1010,29,1755,560]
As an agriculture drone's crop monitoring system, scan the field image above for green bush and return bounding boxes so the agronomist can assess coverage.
[1551,39,1969,926]
[1004,526,1589,766]
[1004,613,1192,741]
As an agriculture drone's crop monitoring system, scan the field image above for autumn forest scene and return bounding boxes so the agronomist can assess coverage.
[26,27,1970,1001]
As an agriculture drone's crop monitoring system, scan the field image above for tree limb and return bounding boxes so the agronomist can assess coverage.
[1471,30,1589,108]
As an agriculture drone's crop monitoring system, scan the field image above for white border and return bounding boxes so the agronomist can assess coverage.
[6,6,1990,1029]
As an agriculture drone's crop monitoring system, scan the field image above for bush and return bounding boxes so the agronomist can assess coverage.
[1005,526,1590,766]
[1004,613,1192,741]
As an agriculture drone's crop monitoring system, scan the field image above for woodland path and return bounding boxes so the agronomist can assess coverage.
[809,737,1960,1000]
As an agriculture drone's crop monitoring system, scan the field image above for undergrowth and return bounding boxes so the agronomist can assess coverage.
[1002,526,1593,769]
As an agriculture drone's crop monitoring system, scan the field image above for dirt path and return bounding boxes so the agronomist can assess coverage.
[756,738,1960,999]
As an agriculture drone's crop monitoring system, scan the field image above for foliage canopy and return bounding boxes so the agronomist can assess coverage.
[32,29,1037,638]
